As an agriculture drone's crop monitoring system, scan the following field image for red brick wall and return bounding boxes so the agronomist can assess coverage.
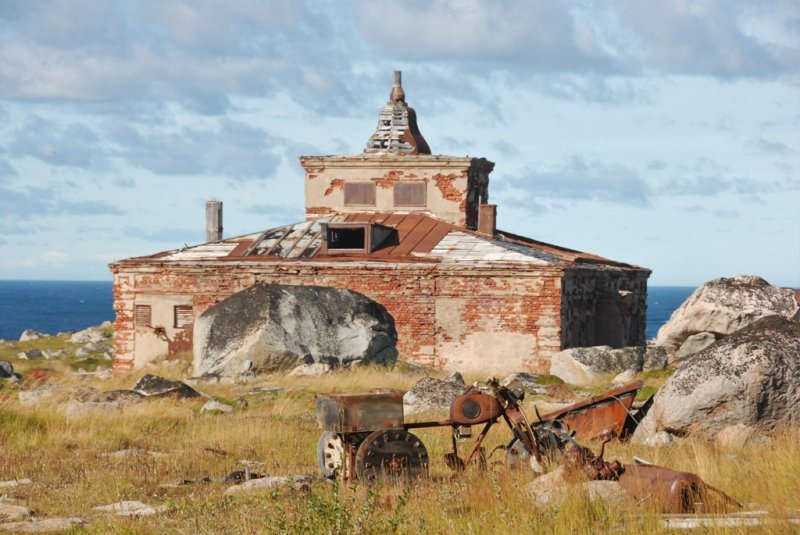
[111,262,567,373]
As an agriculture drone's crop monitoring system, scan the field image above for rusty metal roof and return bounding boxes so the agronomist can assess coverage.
[127,212,639,270]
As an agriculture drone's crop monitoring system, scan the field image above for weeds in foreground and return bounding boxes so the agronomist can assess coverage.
[0,362,798,533]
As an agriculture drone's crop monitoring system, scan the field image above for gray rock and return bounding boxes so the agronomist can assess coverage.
[0,479,32,489]
[549,345,657,385]
[68,327,109,344]
[193,282,398,377]
[19,329,44,341]
[0,502,34,521]
[634,316,800,444]
[18,388,55,406]
[644,345,669,371]
[655,275,799,353]
[0,517,86,532]
[16,349,44,360]
[65,388,144,416]
[99,449,169,458]
[81,342,105,352]
[403,372,465,415]
[0,360,13,378]
[132,374,200,399]
[500,373,547,395]
[223,475,311,495]
[42,349,69,359]
[75,347,91,357]
[288,363,331,377]
[675,332,716,360]
[93,500,166,516]
[201,399,234,413]
[612,370,637,386]
[526,467,635,509]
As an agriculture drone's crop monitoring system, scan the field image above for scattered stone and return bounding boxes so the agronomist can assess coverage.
[526,467,635,509]
[94,366,113,379]
[0,361,13,379]
[18,388,55,406]
[65,388,144,416]
[0,502,34,521]
[68,327,109,344]
[19,330,44,342]
[549,345,665,385]
[201,399,234,413]
[223,475,311,495]
[288,363,331,377]
[132,374,201,399]
[93,501,166,517]
[16,350,44,360]
[612,370,637,386]
[0,479,32,489]
[675,331,716,360]
[194,282,398,377]
[634,316,800,445]
[74,347,91,357]
[81,342,105,352]
[41,349,69,359]
[99,449,169,459]
[500,373,547,395]
[655,275,799,353]
[403,372,465,415]
[0,517,86,532]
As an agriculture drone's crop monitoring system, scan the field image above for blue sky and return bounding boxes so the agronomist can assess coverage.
[0,0,797,286]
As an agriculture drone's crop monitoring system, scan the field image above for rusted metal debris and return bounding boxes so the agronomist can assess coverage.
[538,381,643,441]
[315,378,739,514]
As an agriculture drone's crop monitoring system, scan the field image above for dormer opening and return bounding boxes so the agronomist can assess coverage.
[320,222,398,255]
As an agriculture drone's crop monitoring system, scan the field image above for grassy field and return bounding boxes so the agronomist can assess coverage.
[1,340,799,534]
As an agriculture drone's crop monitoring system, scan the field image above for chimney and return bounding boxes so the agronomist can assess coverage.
[205,200,223,242]
[477,204,496,237]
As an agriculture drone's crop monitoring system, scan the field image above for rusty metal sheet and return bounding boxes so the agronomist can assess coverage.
[316,390,405,433]
[392,216,439,256]
[539,381,642,440]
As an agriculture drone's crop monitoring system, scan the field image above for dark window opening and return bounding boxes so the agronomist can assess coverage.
[328,227,366,250]
[134,304,151,327]
[174,305,193,328]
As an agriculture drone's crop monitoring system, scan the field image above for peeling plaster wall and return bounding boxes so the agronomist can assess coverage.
[301,156,492,228]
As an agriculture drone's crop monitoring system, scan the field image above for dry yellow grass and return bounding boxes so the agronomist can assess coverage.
[0,362,798,534]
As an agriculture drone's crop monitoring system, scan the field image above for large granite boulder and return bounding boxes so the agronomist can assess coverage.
[403,372,466,415]
[132,374,200,399]
[654,275,799,354]
[549,345,667,385]
[633,315,800,445]
[194,283,398,377]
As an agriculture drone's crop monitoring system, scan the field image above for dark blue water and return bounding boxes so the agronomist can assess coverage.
[0,280,693,342]
[0,280,114,340]
[646,286,695,340]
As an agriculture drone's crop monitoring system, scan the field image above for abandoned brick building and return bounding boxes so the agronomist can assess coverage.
[109,71,650,375]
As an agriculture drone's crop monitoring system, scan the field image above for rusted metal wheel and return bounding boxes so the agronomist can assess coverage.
[354,428,429,485]
[317,431,344,478]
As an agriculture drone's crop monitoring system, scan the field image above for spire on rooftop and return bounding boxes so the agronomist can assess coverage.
[364,71,431,155]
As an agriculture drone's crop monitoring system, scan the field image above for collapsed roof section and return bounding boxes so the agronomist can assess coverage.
[120,212,640,270]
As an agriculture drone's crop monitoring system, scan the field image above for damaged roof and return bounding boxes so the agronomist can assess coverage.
[118,212,642,270]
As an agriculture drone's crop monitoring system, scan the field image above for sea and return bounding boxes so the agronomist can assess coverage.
[0,280,695,342]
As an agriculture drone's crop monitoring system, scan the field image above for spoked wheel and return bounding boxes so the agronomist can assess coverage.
[355,428,429,486]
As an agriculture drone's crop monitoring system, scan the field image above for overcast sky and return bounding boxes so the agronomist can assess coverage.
[0,0,798,286]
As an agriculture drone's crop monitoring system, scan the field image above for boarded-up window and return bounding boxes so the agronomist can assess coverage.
[344,182,376,206]
[134,304,151,326]
[393,182,426,207]
[174,305,193,328]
